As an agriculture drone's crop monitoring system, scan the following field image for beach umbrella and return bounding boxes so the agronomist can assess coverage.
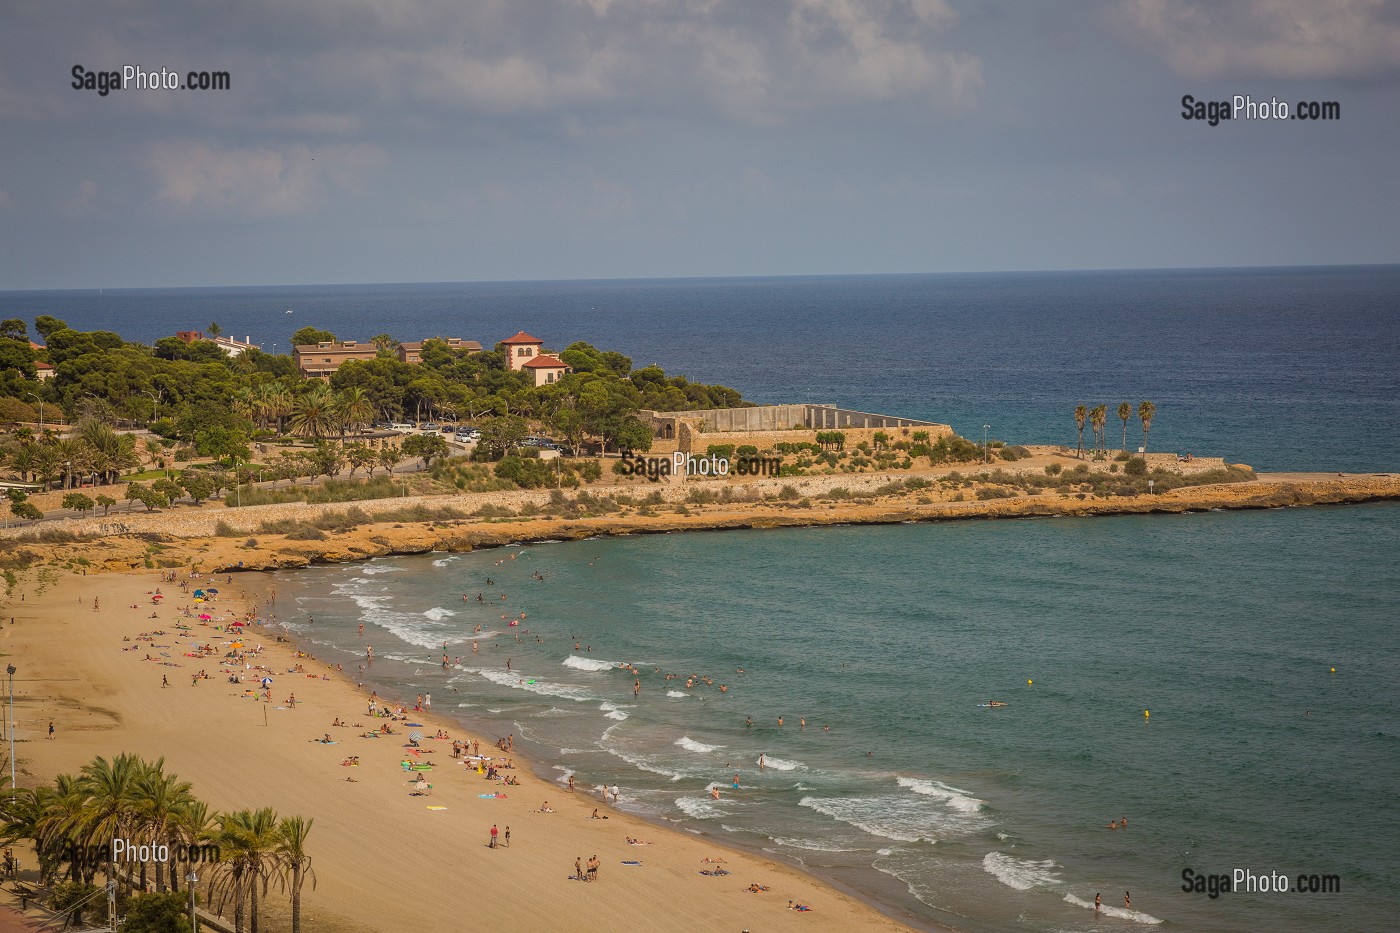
[229,620,245,627]
[261,677,273,687]
[194,589,205,597]
[230,641,244,649]
[199,614,212,620]
[409,731,425,743]
[206,587,219,594]
[152,594,164,600]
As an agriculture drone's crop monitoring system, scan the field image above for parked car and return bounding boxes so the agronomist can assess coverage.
[390,422,414,431]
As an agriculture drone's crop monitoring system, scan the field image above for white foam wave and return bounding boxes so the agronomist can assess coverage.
[675,797,724,820]
[431,556,460,567]
[981,852,1061,891]
[603,747,684,781]
[760,756,804,771]
[666,690,688,698]
[423,607,456,621]
[599,701,629,721]
[563,656,617,672]
[799,793,982,844]
[897,776,984,814]
[675,736,723,753]
[770,836,860,853]
[477,669,596,702]
[1064,894,1163,924]
[360,565,406,575]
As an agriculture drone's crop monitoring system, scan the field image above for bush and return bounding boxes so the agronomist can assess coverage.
[121,891,189,933]
[1124,457,1148,476]
[1045,463,1063,476]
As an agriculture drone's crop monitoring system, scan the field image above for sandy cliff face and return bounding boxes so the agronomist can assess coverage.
[3,472,1394,575]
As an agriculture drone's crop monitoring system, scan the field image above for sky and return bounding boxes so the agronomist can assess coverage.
[1,0,1398,289]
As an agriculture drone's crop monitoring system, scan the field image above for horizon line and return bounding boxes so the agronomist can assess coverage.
[1,262,1396,296]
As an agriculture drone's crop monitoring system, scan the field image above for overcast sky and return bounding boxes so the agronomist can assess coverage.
[2,0,1397,289]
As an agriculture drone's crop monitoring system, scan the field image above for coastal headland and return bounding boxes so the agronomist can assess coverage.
[2,461,1395,573]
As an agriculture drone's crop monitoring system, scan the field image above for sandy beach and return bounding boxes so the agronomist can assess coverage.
[0,568,917,932]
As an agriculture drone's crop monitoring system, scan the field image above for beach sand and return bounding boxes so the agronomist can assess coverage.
[0,569,916,932]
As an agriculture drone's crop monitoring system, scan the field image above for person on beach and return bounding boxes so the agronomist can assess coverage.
[588,855,598,882]
[489,824,498,848]
[610,784,620,803]
[1125,892,1131,910]
[758,754,765,770]
[567,774,575,793]
[575,856,586,881]
[504,826,510,847]
[47,722,54,740]
[1094,893,1101,911]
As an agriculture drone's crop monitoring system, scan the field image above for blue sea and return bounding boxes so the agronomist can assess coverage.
[6,267,1399,930]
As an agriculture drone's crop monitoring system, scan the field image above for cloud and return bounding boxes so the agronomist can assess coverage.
[61,179,100,217]
[147,141,387,217]
[1113,0,1400,81]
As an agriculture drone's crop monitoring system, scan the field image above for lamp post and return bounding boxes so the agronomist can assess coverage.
[7,665,15,795]
[983,424,990,465]
[143,388,163,425]
[25,393,43,432]
[65,460,72,491]
[187,871,199,932]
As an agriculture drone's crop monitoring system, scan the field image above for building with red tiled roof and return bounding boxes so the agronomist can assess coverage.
[501,332,545,371]
[522,353,568,386]
[34,361,55,382]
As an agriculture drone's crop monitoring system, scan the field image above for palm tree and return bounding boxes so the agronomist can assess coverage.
[334,387,376,438]
[275,817,316,933]
[212,808,283,933]
[1090,405,1107,456]
[133,760,196,892]
[75,753,142,893]
[288,384,337,439]
[1074,405,1087,458]
[1117,402,1132,452]
[1138,400,1156,454]
[207,322,223,338]
[170,798,213,895]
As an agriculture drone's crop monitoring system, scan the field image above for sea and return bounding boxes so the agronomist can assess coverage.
[5,266,1399,931]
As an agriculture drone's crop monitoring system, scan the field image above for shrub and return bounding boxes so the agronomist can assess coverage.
[776,485,800,501]
[1124,457,1148,476]
[1044,463,1063,476]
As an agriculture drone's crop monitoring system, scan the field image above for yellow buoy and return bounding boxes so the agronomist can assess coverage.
[1330,668,1336,673]
[1144,710,1150,719]
[1027,679,1033,685]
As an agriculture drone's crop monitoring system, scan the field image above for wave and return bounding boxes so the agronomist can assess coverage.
[675,736,723,753]
[431,556,460,567]
[360,565,406,575]
[599,701,629,721]
[760,756,804,771]
[768,835,860,853]
[981,852,1061,891]
[1064,894,1163,924]
[423,607,456,621]
[897,776,984,814]
[666,690,689,698]
[563,656,618,672]
[675,796,725,820]
[800,791,984,844]
[602,747,684,781]
[477,668,596,702]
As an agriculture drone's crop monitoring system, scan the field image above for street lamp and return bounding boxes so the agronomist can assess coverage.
[186,871,198,932]
[983,424,990,465]
[143,388,163,424]
[25,392,44,432]
[7,664,15,795]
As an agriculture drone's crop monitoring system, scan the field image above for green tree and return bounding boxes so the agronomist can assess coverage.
[0,318,26,340]
[9,501,41,521]
[275,816,316,933]
[1074,405,1087,458]
[121,891,188,933]
[401,433,449,467]
[306,441,345,480]
[206,322,223,338]
[1117,402,1132,452]
[62,492,95,513]
[288,385,338,439]
[613,417,653,454]
[290,327,335,347]
[1138,401,1156,454]
[178,471,215,505]
[95,494,115,516]
[1090,405,1107,456]
[34,315,68,340]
